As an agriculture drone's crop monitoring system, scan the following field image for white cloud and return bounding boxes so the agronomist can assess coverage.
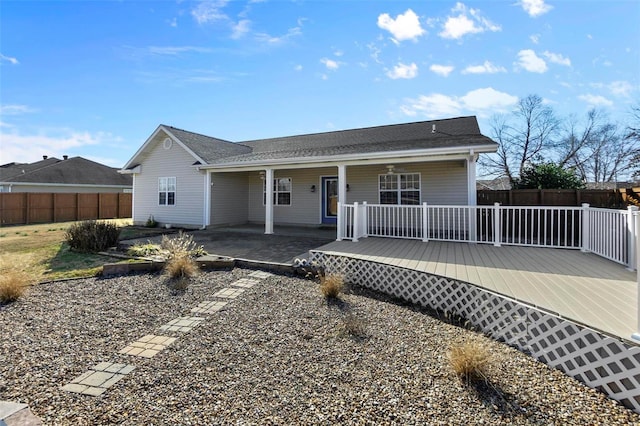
[334,50,344,57]
[542,51,571,66]
[578,94,613,107]
[191,0,229,24]
[439,2,501,40]
[520,0,553,17]
[429,64,454,77]
[168,18,177,28]
[146,46,212,56]
[462,60,506,74]
[609,80,634,97]
[529,33,540,44]
[377,9,425,42]
[387,62,418,79]
[0,53,19,65]
[0,104,35,115]
[294,64,303,71]
[400,87,517,119]
[0,129,116,165]
[515,49,547,73]
[255,26,301,44]
[231,19,251,39]
[320,58,340,70]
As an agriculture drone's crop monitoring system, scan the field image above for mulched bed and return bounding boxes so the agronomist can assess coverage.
[0,269,638,425]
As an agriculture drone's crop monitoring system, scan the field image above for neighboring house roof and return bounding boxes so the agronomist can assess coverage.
[122,116,498,171]
[1,156,132,186]
[477,177,512,190]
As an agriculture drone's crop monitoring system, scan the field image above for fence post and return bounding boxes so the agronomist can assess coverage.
[493,202,501,247]
[353,202,359,243]
[627,206,639,271]
[581,203,590,253]
[336,201,343,241]
[632,213,640,341]
[422,202,429,242]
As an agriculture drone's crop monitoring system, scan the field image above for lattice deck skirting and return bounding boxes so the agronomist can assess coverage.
[309,250,640,413]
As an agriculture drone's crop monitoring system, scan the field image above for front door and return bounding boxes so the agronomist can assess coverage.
[321,176,338,224]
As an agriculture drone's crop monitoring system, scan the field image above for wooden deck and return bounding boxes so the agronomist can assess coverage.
[315,238,638,343]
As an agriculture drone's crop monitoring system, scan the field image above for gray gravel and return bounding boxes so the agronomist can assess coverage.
[1,269,638,425]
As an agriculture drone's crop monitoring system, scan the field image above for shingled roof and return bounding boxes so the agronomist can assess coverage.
[1,157,132,186]
[164,126,252,163]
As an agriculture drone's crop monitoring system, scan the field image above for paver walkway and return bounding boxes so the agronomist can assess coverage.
[61,270,273,399]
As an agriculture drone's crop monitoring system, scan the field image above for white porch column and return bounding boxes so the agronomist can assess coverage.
[264,168,274,234]
[627,206,638,271]
[203,171,211,229]
[337,164,347,241]
[467,153,477,243]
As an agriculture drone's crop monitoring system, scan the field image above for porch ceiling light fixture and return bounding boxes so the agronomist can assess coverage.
[346,184,350,192]
[386,165,395,174]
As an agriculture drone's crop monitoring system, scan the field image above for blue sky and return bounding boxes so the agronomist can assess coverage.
[1,0,638,169]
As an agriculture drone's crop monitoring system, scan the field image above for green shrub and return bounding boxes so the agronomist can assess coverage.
[127,242,162,257]
[145,215,158,228]
[65,220,121,252]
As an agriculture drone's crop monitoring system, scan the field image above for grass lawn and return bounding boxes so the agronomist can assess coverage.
[0,219,150,282]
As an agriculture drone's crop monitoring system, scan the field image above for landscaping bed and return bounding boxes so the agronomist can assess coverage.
[1,269,638,424]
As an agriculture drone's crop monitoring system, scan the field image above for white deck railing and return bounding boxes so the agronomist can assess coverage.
[337,202,639,270]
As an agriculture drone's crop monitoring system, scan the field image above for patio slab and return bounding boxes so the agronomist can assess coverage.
[62,362,135,396]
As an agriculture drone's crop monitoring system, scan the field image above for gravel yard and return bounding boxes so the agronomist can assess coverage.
[1,269,638,425]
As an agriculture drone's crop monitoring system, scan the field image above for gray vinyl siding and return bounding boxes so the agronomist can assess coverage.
[210,172,249,226]
[133,131,205,227]
[245,161,467,226]
[346,161,468,206]
[248,167,335,225]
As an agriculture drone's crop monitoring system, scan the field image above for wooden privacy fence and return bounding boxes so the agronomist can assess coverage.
[0,193,132,225]
[478,188,640,208]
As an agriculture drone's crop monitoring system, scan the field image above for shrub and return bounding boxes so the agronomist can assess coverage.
[161,231,206,259]
[127,242,162,258]
[341,313,366,339]
[165,255,199,290]
[0,269,28,304]
[319,274,344,298]
[449,339,492,382]
[65,221,121,252]
[145,215,158,228]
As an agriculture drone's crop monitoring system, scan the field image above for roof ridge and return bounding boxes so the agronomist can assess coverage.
[239,115,478,144]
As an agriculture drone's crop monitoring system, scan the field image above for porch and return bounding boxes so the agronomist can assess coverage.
[313,237,637,342]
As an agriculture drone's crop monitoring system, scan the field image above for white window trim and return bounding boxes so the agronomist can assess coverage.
[378,173,421,205]
[263,177,292,206]
[158,177,176,206]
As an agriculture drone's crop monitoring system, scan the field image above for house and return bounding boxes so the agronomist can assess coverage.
[0,156,133,193]
[120,116,498,234]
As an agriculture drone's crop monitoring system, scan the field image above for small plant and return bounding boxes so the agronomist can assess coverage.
[145,215,158,228]
[0,269,28,304]
[127,242,162,258]
[161,231,206,259]
[165,254,199,290]
[65,220,121,252]
[320,274,344,298]
[341,313,367,339]
[449,339,492,383]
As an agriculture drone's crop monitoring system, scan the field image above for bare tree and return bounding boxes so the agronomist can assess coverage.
[479,94,560,186]
[625,105,640,182]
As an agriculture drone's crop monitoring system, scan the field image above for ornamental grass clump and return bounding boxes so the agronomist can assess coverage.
[164,254,199,290]
[0,268,29,304]
[65,220,121,252]
[319,274,344,299]
[449,339,492,383]
[161,231,206,260]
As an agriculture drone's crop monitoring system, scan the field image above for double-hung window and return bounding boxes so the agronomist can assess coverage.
[159,177,176,206]
[379,173,420,205]
[263,177,292,205]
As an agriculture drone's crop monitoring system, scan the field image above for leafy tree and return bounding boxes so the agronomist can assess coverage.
[513,163,585,190]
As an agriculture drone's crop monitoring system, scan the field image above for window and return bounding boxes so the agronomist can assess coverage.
[379,173,420,205]
[263,177,292,205]
[159,177,176,205]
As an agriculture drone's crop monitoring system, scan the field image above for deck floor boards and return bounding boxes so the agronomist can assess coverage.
[314,238,637,342]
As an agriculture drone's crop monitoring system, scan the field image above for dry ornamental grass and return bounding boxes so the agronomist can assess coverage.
[0,269,29,304]
[449,339,493,382]
[320,274,345,298]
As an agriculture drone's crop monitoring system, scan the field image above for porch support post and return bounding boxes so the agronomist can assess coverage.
[467,152,477,243]
[632,212,640,341]
[422,202,429,242]
[264,168,274,234]
[581,203,590,253]
[493,202,501,247]
[337,164,347,241]
[203,171,211,229]
[352,202,359,243]
[628,206,639,271]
